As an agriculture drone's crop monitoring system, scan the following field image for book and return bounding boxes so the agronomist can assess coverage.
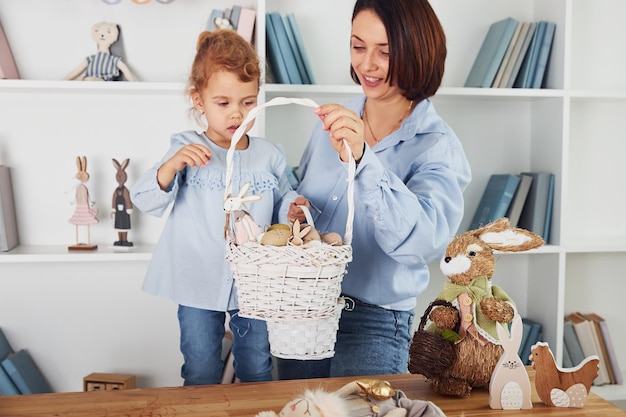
[229,5,242,30]
[236,8,256,44]
[206,9,224,32]
[0,327,19,395]
[586,313,623,385]
[268,12,303,84]
[514,21,547,88]
[519,317,542,366]
[464,17,519,88]
[517,172,554,241]
[518,319,531,362]
[496,22,531,88]
[563,318,586,367]
[562,339,573,368]
[491,21,522,87]
[0,165,19,252]
[530,21,556,89]
[0,20,19,79]
[265,14,290,84]
[505,174,533,227]
[469,174,520,230]
[567,312,610,385]
[285,13,315,84]
[282,14,310,84]
[504,22,536,88]
[1,349,53,394]
[542,173,555,243]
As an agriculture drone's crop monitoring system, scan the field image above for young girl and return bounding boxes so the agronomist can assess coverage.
[131,29,297,385]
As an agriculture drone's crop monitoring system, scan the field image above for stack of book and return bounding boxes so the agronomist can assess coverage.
[564,312,623,386]
[265,12,315,85]
[0,328,52,395]
[518,317,543,366]
[206,5,257,45]
[465,17,556,89]
[469,171,554,243]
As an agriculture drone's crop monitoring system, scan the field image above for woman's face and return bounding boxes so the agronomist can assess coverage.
[350,9,402,100]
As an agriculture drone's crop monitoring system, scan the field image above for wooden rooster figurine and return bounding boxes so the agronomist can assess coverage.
[529,341,599,408]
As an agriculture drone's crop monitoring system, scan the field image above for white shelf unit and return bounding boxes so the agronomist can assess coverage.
[0,0,624,400]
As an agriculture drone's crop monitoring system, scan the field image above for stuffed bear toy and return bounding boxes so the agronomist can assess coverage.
[255,379,447,417]
[409,218,544,397]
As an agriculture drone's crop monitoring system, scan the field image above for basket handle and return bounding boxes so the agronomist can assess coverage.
[418,299,455,332]
[224,97,355,245]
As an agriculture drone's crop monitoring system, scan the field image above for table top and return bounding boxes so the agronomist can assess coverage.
[0,371,624,417]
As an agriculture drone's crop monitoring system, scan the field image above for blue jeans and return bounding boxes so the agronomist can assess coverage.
[276,296,414,379]
[178,305,273,385]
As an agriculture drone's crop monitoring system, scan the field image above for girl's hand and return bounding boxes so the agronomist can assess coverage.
[157,144,211,190]
[315,104,365,163]
[287,196,311,224]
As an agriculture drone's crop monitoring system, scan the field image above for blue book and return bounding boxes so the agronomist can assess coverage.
[285,13,315,84]
[469,174,521,230]
[229,5,242,30]
[1,349,52,394]
[268,12,303,84]
[282,14,310,84]
[530,21,556,88]
[265,14,290,84]
[465,17,519,88]
[542,173,555,243]
[518,172,553,241]
[514,21,547,88]
[563,319,586,367]
[0,328,19,395]
[520,317,542,365]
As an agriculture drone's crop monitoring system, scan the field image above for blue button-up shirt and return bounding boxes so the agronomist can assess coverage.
[131,131,296,310]
[294,96,471,311]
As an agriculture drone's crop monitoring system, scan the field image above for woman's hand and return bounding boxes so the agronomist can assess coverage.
[315,104,365,163]
[287,195,311,224]
[157,144,211,190]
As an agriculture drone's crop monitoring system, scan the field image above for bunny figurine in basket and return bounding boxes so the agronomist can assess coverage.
[408,218,544,397]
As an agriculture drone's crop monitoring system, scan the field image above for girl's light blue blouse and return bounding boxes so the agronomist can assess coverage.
[131,131,297,311]
[294,96,472,311]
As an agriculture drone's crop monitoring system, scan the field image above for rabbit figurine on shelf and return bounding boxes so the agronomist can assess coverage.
[489,313,533,410]
[68,156,99,250]
[111,158,133,248]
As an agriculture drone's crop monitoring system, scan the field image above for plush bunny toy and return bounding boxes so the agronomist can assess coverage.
[409,218,544,397]
[255,379,447,417]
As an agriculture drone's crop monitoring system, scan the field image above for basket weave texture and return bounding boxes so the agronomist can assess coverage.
[228,242,352,321]
[408,299,457,380]
[224,98,355,325]
[267,298,345,359]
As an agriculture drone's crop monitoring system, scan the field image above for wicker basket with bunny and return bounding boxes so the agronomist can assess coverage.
[408,218,544,398]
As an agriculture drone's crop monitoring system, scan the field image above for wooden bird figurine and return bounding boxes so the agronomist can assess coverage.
[529,341,599,408]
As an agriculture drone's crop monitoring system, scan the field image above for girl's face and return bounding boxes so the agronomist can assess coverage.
[350,9,402,101]
[192,70,258,148]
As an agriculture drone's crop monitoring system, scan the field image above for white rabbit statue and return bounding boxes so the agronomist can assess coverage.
[489,313,533,410]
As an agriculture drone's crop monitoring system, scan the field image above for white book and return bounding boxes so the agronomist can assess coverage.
[0,166,19,251]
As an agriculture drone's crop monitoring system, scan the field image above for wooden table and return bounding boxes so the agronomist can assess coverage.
[0,371,624,417]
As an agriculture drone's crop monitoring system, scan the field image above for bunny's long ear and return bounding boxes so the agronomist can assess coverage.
[76,156,82,171]
[478,218,544,253]
[81,156,87,172]
[112,158,121,169]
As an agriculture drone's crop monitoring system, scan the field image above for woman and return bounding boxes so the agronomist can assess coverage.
[280,0,471,379]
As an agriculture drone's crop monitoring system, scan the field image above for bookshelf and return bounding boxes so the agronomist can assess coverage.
[0,0,625,402]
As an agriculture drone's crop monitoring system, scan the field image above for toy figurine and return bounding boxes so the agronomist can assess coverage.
[68,156,99,251]
[409,218,544,397]
[111,158,133,247]
[65,21,136,81]
[530,341,599,408]
[489,314,532,410]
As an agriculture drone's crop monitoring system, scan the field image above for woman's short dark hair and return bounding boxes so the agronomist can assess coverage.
[350,0,447,102]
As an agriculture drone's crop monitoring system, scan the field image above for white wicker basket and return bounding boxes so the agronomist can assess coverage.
[224,97,355,322]
[267,297,345,360]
